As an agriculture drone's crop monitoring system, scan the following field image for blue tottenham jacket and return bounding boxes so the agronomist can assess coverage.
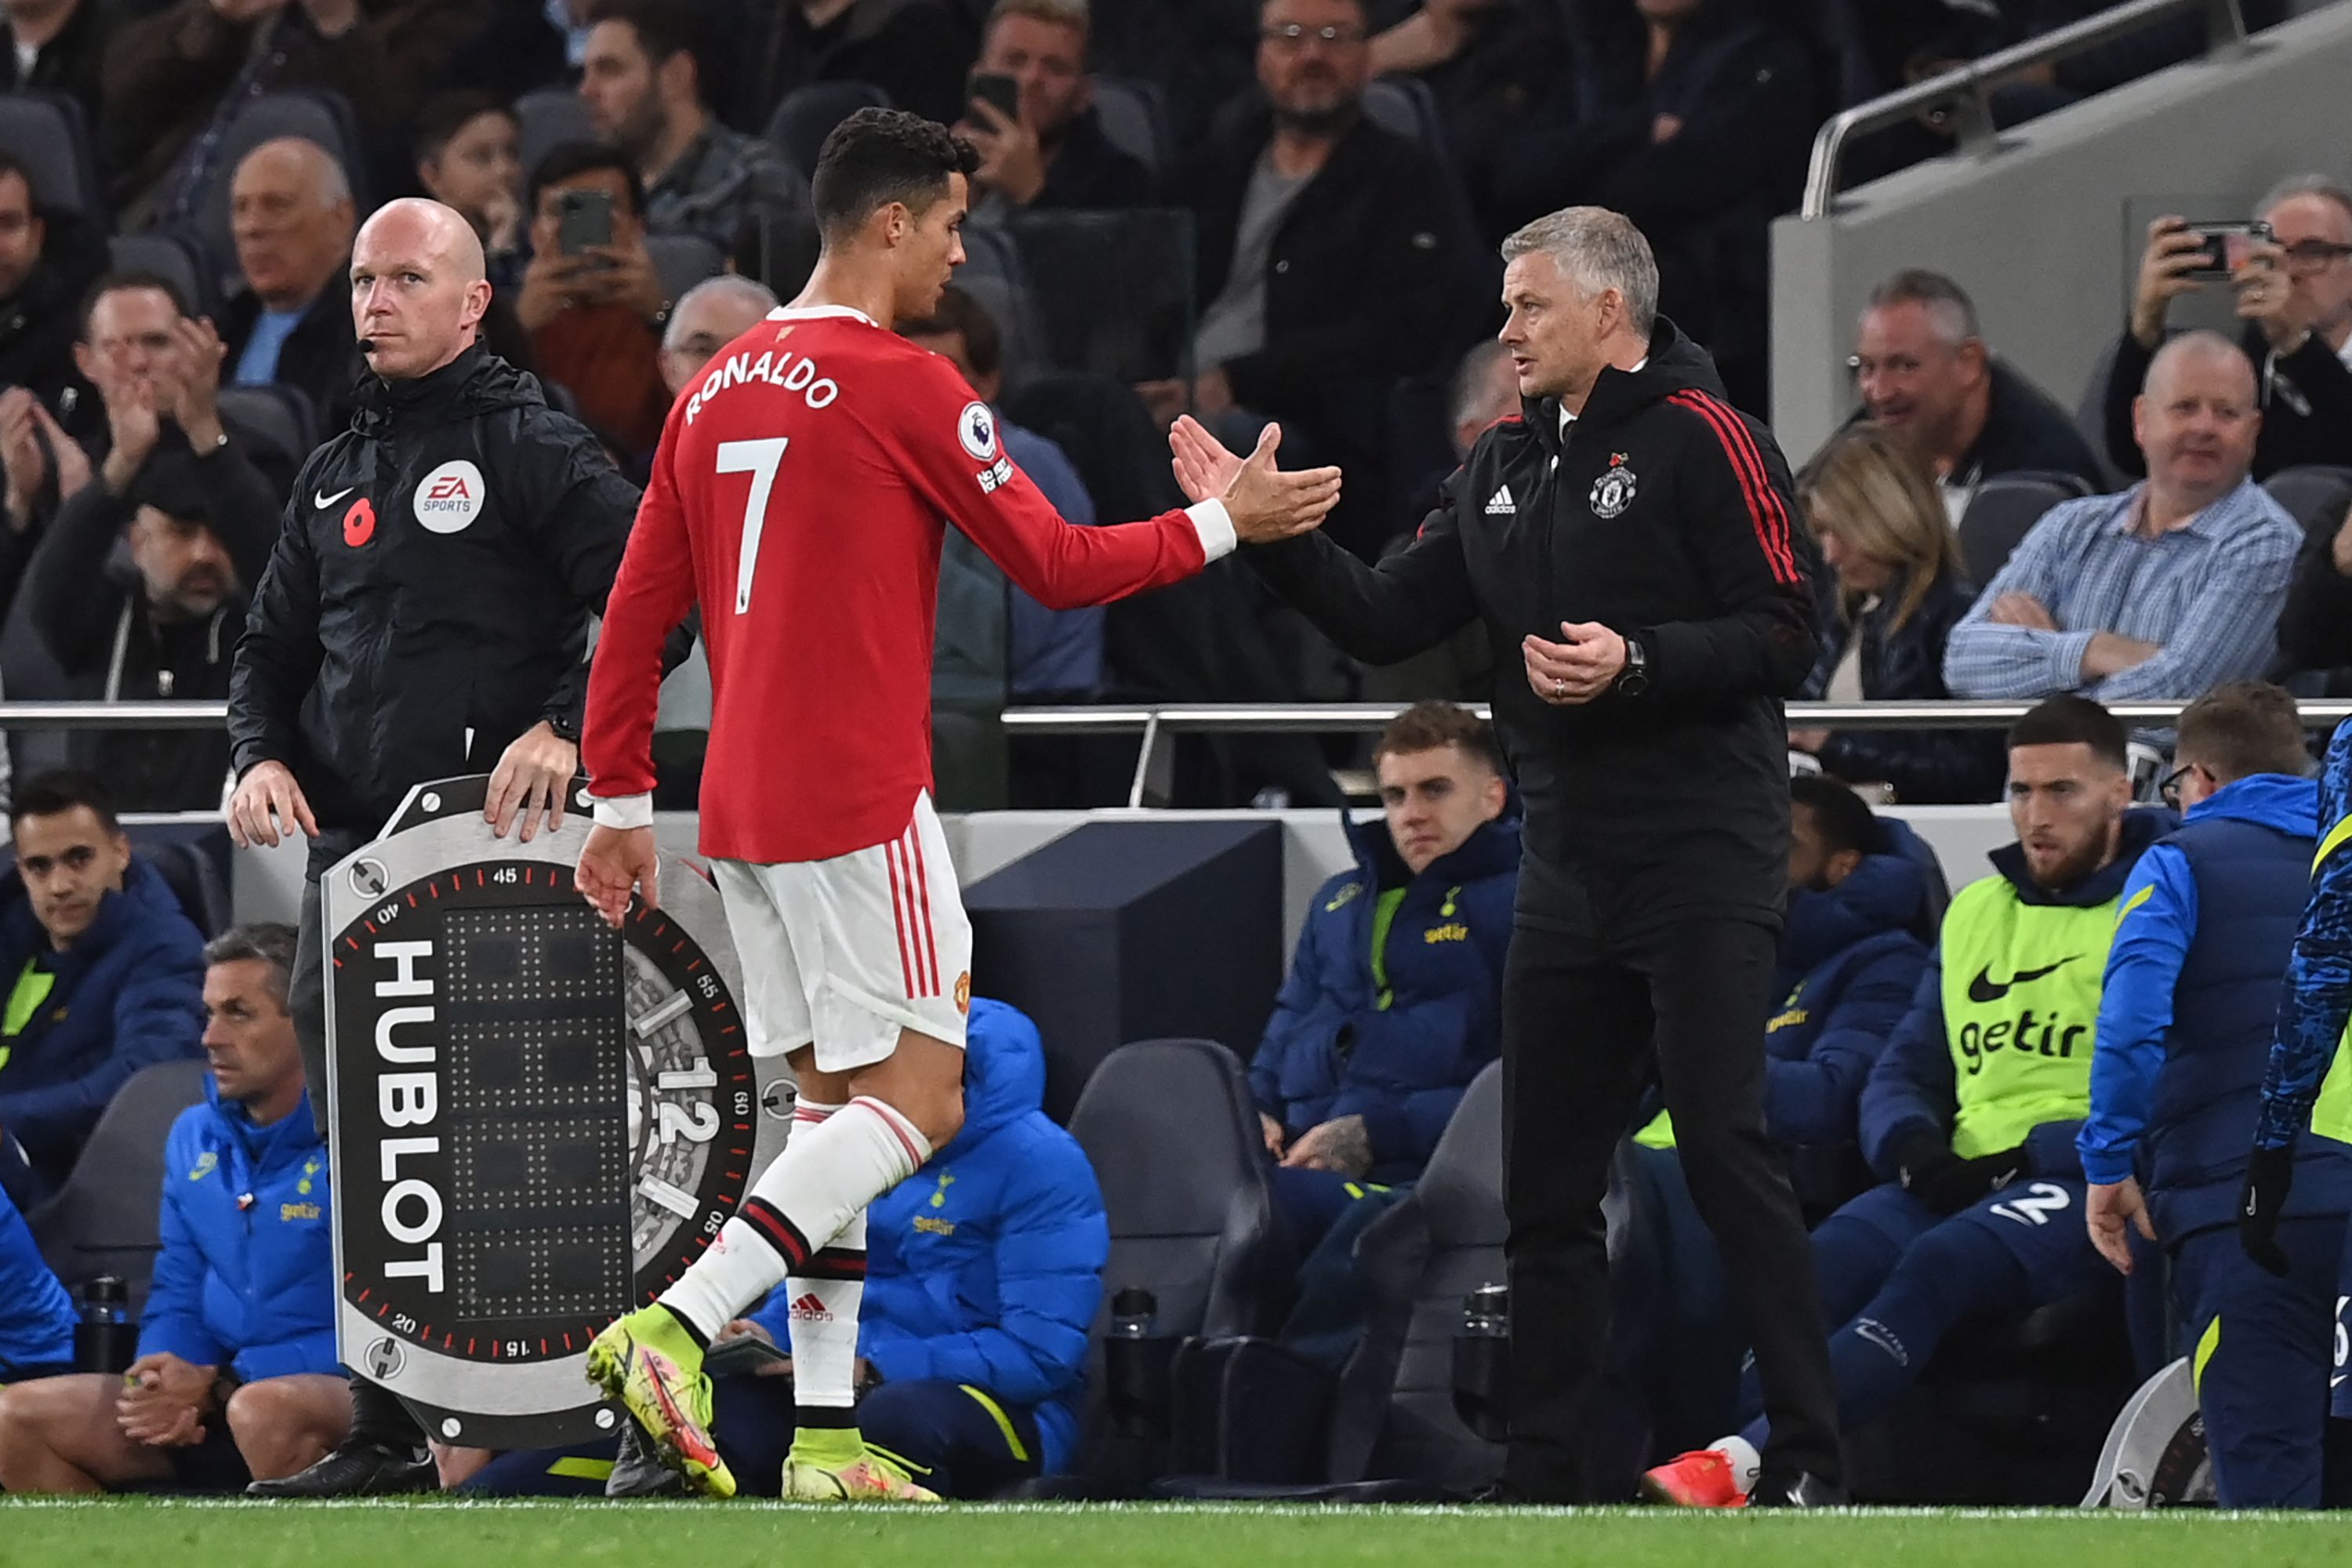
[2259,720,2352,1154]
[2084,775,2352,1242]
[0,856,206,1192]
[1756,833,1932,1146]
[0,1178,72,1377]
[1249,809,1519,1180]
[136,1082,338,1382]
[757,1000,1107,1474]
[1860,809,2170,1181]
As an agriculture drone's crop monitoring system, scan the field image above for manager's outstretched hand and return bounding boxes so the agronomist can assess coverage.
[577,822,659,929]
[1171,416,1341,543]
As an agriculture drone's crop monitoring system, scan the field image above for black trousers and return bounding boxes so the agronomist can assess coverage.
[290,827,426,1450]
[1499,914,1840,1499]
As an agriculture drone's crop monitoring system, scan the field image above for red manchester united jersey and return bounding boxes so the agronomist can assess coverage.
[584,304,1232,862]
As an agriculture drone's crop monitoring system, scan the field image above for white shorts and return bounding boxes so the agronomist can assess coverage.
[710,793,972,1073]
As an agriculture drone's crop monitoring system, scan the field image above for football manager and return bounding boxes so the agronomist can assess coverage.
[223,197,666,1498]
[1173,206,1840,1504]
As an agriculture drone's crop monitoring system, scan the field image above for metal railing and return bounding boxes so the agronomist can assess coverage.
[1799,0,2248,219]
[1001,699,2352,808]
[0,700,228,730]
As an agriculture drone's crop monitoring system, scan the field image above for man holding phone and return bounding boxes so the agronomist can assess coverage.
[956,0,1156,215]
[514,143,672,456]
[2100,175,2352,481]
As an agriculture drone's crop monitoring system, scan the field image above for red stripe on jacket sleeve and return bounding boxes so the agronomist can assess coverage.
[1667,390,1801,586]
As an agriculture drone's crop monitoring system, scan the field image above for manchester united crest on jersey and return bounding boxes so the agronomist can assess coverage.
[1589,452,1637,518]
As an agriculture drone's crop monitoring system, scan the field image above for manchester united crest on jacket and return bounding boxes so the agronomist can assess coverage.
[1589,452,1638,517]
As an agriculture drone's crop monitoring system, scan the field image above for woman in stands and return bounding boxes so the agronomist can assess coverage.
[1789,423,2005,804]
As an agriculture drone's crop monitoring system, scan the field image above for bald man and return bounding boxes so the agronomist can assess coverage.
[229,197,665,1499]
[223,138,364,431]
[1945,328,2303,704]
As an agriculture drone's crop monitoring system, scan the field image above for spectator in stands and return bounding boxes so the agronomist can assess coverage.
[956,0,1156,217]
[0,923,347,1494]
[1446,336,1518,456]
[2079,682,2345,1509]
[745,0,980,132]
[2278,499,2352,678]
[461,998,1105,1501]
[0,153,104,434]
[0,0,114,136]
[1791,423,2005,804]
[0,771,205,1208]
[1643,698,2167,1508]
[25,407,277,808]
[1148,0,1480,448]
[1484,0,1816,412]
[416,93,525,290]
[1944,332,2300,706]
[903,285,1106,702]
[580,0,818,281]
[1618,775,1930,1450]
[222,138,362,437]
[1366,0,1573,241]
[0,1180,72,1384]
[2104,180,2352,482]
[1849,270,2107,514]
[1250,701,1515,1250]
[516,143,671,457]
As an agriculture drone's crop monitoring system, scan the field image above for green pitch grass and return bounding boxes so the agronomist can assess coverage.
[5,1500,2352,1568]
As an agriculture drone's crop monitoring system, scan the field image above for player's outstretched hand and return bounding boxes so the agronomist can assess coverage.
[1218,424,1342,545]
[576,822,658,928]
[1169,414,1243,504]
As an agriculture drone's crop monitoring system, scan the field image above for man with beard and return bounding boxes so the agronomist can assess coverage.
[1643,696,2170,1506]
[1944,332,2301,706]
[955,0,1156,215]
[1849,269,2106,520]
[1145,0,1479,459]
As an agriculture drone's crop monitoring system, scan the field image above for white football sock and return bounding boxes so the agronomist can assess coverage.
[786,1206,867,1423]
[659,1096,930,1341]
[1716,1434,1761,1496]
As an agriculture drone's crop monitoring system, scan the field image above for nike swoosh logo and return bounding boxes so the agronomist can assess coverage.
[1966,954,2081,1004]
[314,487,354,510]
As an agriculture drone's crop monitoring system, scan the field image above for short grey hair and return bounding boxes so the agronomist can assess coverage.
[2257,172,2352,230]
[204,922,299,1006]
[988,0,1089,29]
[1449,339,1513,430]
[1499,207,1657,336]
[662,274,780,350]
[1864,267,1980,344]
[238,136,351,212]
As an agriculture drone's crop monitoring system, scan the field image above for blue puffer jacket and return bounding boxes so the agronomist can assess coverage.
[1249,809,1518,1180]
[0,1178,72,1377]
[0,855,206,1195]
[136,1081,338,1382]
[788,1000,1106,1474]
[1860,809,2172,1181]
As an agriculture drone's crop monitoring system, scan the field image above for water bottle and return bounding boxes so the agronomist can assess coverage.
[1104,1287,1173,1438]
[1453,1281,1512,1443]
[76,1276,132,1375]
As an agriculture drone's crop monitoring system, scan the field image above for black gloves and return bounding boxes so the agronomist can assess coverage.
[2239,1144,2296,1278]
[1895,1131,2028,1216]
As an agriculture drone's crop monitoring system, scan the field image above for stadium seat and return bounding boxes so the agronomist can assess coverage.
[194,89,365,296]
[2071,336,2128,492]
[107,230,212,318]
[514,87,594,183]
[1957,473,2084,586]
[1089,76,1169,176]
[0,90,106,220]
[139,838,232,938]
[2261,463,2352,544]
[216,383,318,469]
[1361,75,1441,147]
[644,232,723,310]
[1056,1038,1289,1490]
[954,221,1047,390]
[27,1058,209,1319]
[766,82,893,176]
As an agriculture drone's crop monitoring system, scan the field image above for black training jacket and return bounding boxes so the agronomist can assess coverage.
[1251,319,1819,935]
[227,347,645,833]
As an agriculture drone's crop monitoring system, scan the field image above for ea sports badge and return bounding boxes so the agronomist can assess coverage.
[957,401,999,462]
[1589,452,1637,519]
[414,459,487,534]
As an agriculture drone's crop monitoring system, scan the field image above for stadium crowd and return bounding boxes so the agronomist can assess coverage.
[0,0,2345,1513]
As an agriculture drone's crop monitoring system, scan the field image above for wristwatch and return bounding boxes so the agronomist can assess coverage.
[546,710,580,744]
[1614,636,1650,698]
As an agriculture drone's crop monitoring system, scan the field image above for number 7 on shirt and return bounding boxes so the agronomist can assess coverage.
[717,437,789,614]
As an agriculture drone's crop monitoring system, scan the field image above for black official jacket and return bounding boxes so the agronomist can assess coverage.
[1251,319,1819,934]
[227,347,645,833]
